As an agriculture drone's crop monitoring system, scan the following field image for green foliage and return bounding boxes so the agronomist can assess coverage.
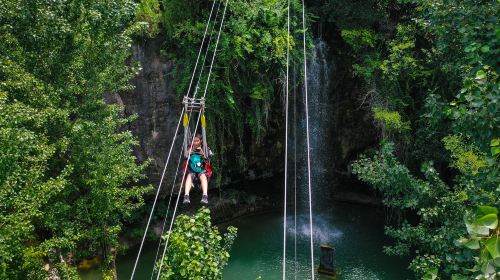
[0,0,150,278]
[340,29,376,51]
[443,135,487,175]
[155,0,307,182]
[347,0,499,278]
[352,141,499,278]
[157,207,237,280]
[135,0,161,37]
[491,139,500,157]
[415,0,499,149]
[373,107,410,133]
[455,206,500,279]
[352,143,439,210]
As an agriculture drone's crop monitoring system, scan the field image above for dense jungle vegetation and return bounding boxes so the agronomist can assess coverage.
[333,1,500,278]
[0,0,498,279]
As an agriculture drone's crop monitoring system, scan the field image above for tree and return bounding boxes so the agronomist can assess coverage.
[157,207,237,280]
[347,0,499,278]
[0,0,150,278]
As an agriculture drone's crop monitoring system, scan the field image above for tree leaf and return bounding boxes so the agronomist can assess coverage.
[477,206,498,216]
[451,275,468,280]
[464,239,480,250]
[466,222,490,236]
[474,213,498,230]
[475,70,486,80]
[422,268,438,280]
[491,146,500,156]
[491,139,500,147]
[480,45,490,53]
[485,237,500,259]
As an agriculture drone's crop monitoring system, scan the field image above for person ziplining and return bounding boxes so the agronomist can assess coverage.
[130,0,316,278]
[183,133,211,204]
[181,96,213,204]
[129,0,227,278]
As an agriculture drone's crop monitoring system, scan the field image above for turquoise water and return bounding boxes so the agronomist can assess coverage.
[222,202,410,280]
[84,201,410,280]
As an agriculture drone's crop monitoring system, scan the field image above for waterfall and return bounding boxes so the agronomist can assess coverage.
[290,38,334,215]
[282,39,339,280]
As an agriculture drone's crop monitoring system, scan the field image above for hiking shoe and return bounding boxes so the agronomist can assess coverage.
[183,194,190,204]
[201,194,208,204]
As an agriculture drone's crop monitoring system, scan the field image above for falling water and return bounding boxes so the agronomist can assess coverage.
[283,38,338,278]
[291,38,335,216]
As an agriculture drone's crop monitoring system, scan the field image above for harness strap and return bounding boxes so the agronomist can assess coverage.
[183,113,190,158]
[201,112,208,158]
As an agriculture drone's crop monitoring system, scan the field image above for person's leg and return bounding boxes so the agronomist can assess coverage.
[185,173,193,195]
[183,173,193,203]
[200,173,208,204]
[200,173,208,196]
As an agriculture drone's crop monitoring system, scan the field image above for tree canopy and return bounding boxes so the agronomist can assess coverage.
[0,0,150,278]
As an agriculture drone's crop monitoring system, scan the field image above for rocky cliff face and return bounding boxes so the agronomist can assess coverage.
[108,36,180,189]
[113,34,377,197]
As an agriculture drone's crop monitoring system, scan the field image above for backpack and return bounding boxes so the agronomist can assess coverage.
[189,153,204,173]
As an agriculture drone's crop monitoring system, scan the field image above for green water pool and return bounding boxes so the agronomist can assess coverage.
[81,201,410,279]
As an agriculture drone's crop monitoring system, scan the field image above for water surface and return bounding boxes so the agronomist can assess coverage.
[222,202,410,280]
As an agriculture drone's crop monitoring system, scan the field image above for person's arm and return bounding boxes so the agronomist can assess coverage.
[194,146,205,158]
[206,147,213,160]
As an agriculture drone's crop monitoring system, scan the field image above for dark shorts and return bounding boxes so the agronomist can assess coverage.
[189,170,206,181]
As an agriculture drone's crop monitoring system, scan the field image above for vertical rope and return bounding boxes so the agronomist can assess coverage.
[293,63,298,280]
[282,0,290,278]
[300,0,315,278]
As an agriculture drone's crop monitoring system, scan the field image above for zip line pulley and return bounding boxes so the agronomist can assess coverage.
[182,95,209,161]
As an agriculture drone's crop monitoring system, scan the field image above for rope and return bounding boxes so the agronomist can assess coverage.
[186,0,219,98]
[300,0,315,278]
[282,0,290,278]
[201,0,229,97]
[193,0,223,97]
[129,109,183,280]
[155,0,230,278]
[293,63,298,280]
[150,1,224,276]
[150,147,184,279]
[129,1,218,278]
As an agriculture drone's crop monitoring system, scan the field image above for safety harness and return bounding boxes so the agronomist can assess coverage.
[182,96,212,178]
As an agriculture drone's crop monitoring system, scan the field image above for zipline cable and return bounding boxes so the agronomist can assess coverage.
[300,0,315,278]
[282,0,290,278]
[293,63,298,280]
[185,0,219,98]
[155,0,230,278]
[150,146,184,279]
[201,0,229,98]
[129,1,218,278]
[149,1,224,275]
[129,108,183,280]
[193,0,223,97]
